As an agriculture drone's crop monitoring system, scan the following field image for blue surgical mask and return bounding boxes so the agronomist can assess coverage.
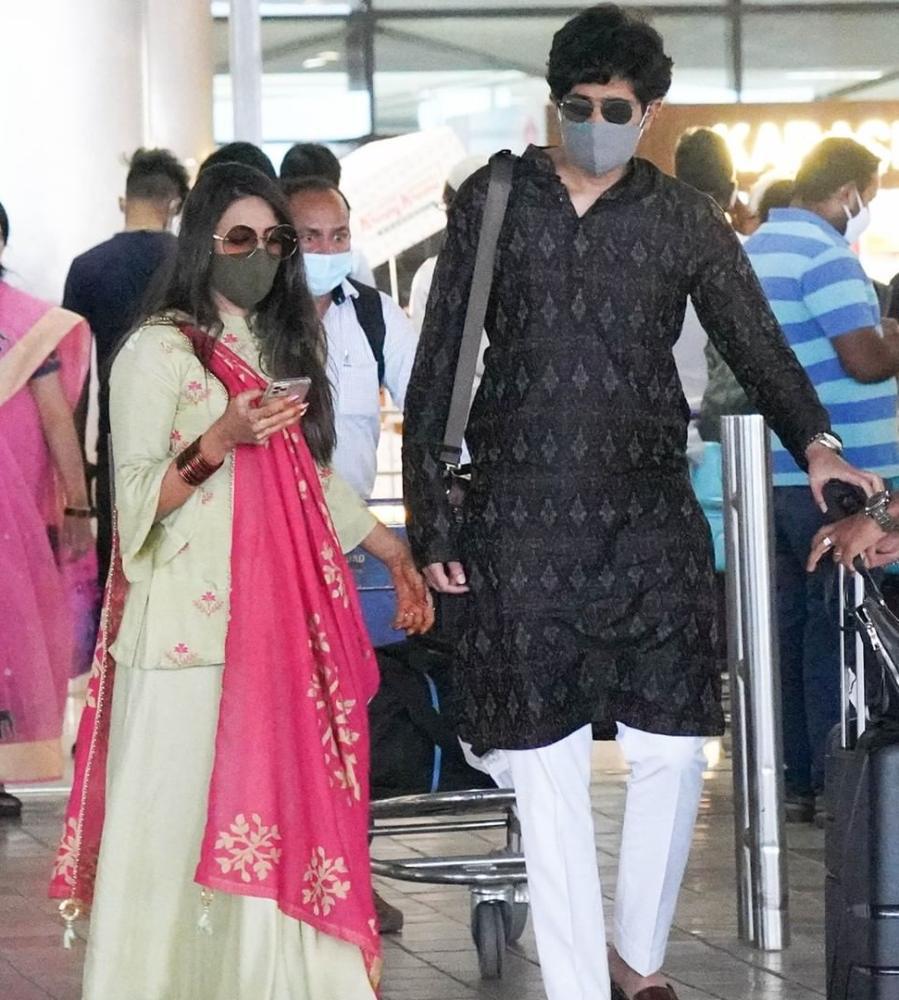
[303,251,354,297]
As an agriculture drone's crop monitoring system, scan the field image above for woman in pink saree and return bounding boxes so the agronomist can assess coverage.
[0,201,93,818]
[50,164,432,999]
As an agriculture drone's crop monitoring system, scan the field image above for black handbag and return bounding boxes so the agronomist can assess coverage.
[852,562,899,719]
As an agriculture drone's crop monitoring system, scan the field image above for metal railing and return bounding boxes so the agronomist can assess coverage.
[721,415,790,951]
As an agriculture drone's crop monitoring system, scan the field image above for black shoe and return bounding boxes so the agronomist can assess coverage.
[784,792,814,824]
[0,791,22,819]
[373,889,404,934]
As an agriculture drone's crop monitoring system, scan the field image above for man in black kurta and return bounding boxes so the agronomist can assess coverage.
[403,7,873,1000]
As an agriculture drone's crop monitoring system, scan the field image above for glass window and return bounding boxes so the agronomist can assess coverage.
[373,13,730,147]
[742,11,899,102]
[213,16,372,151]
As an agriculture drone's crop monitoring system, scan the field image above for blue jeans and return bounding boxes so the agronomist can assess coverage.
[772,487,840,796]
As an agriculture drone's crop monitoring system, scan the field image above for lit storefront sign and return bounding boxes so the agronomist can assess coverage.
[711,118,899,178]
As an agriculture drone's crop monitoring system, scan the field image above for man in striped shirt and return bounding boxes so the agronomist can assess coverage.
[745,137,899,824]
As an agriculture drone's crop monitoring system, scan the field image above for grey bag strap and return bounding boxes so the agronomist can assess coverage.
[439,151,515,467]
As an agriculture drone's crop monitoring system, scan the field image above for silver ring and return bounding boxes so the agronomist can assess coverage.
[822,536,834,549]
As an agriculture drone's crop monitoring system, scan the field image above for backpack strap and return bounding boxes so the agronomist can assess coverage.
[346,278,386,385]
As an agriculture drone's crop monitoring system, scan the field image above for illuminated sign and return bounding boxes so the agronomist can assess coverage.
[711,119,899,177]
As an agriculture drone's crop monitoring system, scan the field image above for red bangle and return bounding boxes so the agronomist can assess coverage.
[176,437,223,488]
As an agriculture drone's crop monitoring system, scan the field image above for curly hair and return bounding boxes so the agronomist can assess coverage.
[546,4,673,107]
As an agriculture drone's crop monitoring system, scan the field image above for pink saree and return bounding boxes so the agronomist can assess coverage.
[50,327,382,987]
[0,281,91,782]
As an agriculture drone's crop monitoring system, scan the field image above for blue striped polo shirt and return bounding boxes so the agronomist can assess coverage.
[744,208,899,486]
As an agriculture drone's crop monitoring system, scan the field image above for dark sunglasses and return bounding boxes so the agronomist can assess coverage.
[559,94,641,126]
[212,224,299,260]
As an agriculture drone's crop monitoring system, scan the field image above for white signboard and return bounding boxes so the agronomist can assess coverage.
[339,128,467,267]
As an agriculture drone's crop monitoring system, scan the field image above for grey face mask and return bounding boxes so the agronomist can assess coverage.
[559,114,646,177]
[209,252,280,310]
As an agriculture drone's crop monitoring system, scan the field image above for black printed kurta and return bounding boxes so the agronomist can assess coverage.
[403,147,830,752]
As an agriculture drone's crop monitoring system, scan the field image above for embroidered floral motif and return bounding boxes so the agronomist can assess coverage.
[182,379,211,405]
[302,847,350,916]
[308,613,331,656]
[169,429,186,455]
[321,543,348,607]
[193,591,224,616]
[165,642,200,667]
[199,488,215,506]
[214,813,282,883]
[53,818,79,887]
[222,332,239,348]
[308,644,362,800]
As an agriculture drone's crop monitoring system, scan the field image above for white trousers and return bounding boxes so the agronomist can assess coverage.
[490,724,706,1000]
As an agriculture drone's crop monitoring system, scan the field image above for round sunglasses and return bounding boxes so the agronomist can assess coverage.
[559,93,642,126]
[212,224,299,260]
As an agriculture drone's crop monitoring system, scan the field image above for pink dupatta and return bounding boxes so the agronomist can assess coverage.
[51,328,382,986]
[0,282,91,781]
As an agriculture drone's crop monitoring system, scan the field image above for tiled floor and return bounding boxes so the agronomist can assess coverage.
[1,745,826,1000]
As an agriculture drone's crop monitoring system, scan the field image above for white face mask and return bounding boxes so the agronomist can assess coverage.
[843,189,871,245]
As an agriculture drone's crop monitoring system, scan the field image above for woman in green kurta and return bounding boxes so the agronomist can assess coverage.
[53,164,432,1000]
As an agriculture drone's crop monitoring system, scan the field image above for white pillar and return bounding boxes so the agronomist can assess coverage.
[0,0,214,302]
[228,0,264,145]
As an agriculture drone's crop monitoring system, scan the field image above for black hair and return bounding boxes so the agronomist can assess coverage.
[546,3,673,107]
[674,128,735,208]
[143,162,335,464]
[758,179,794,225]
[0,200,7,279]
[125,148,190,204]
[280,143,341,186]
[282,175,351,213]
[198,142,277,181]
[793,138,880,204]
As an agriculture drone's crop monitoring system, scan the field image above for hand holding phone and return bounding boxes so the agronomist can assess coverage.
[260,377,311,407]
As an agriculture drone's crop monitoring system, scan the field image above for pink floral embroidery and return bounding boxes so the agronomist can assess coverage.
[321,543,348,607]
[308,615,361,800]
[222,333,239,347]
[53,818,79,887]
[183,379,211,405]
[169,429,186,455]
[165,643,200,667]
[193,591,224,616]
[303,847,350,916]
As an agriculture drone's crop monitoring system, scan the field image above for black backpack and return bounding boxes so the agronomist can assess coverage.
[345,278,386,385]
[369,638,494,800]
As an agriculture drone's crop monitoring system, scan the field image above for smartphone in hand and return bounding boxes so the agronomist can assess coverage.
[260,377,311,407]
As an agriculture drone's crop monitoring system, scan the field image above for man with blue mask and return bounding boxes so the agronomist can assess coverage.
[403,6,882,1000]
[285,176,418,499]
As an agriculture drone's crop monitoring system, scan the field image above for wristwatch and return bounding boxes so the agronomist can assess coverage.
[806,431,843,453]
[864,490,899,532]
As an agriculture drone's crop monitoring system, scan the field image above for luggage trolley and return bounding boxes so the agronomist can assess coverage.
[369,789,528,980]
[349,501,529,978]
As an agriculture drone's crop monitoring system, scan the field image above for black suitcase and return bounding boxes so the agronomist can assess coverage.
[825,567,899,999]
